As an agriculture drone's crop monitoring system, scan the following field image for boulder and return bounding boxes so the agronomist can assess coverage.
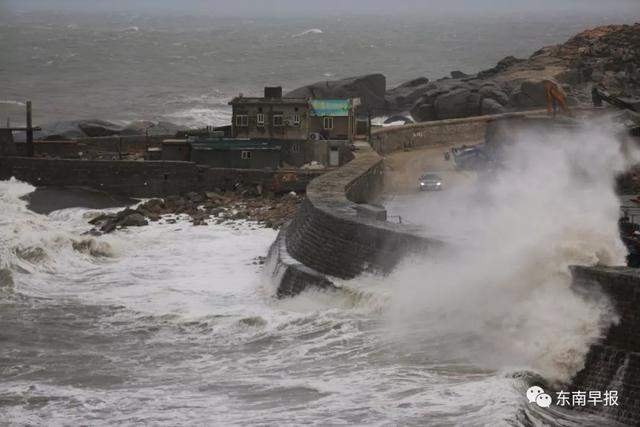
[477,55,526,78]
[120,212,148,227]
[509,80,548,108]
[78,120,124,137]
[385,78,435,112]
[434,88,482,120]
[450,70,470,79]
[480,98,506,115]
[478,85,510,106]
[286,74,386,112]
[410,103,436,122]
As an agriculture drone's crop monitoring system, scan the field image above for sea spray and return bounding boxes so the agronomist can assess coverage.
[387,120,637,383]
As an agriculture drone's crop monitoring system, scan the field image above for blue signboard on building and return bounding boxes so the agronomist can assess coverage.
[309,99,350,117]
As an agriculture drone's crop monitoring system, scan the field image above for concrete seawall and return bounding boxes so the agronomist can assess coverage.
[285,143,442,280]
[570,266,640,425]
[269,113,526,294]
[268,111,640,425]
[370,110,549,155]
[15,134,173,159]
[0,156,321,197]
[268,111,508,294]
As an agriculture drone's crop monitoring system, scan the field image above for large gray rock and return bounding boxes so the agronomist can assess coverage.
[480,98,506,115]
[385,77,433,111]
[509,80,548,108]
[120,212,148,227]
[78,120,124,137]
[478,85,510,106]
[434,88,482,119]
[286,74,386,112]
[410,103,436,122]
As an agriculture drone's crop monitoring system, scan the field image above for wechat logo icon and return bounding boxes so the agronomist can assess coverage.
[527,386,553,408]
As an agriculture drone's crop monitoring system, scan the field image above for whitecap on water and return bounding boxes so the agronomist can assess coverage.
[292,28,323,38]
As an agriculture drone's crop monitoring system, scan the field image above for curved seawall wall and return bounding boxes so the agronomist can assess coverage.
[267,112,512,295]
[268,112,640,425]
[570,266,640,425]
[284,142,441,280]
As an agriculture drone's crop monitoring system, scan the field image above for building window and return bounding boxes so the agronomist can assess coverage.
[241,150,252,160]
[323,116,334,130]
[236,114,248,127]
[273,114,284,127]
[292,143,300,153]
[292,114,300,127]
[257,113,265,127]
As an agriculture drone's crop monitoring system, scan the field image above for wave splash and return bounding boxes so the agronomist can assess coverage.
[386,120,637,383]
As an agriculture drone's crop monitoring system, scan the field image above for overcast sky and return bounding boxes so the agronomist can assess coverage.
[4,0,640,17]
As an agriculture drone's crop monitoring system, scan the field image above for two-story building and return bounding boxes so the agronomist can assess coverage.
[229,87,310,140]
[228,86,360,143]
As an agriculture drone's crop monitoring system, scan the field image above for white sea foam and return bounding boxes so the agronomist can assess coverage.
[386,119,636,383]
[0,167,612,424]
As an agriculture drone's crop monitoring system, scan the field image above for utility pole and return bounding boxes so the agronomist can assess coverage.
[26,101,34,157]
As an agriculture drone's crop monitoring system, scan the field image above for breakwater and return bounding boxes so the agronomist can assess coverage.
[570,266,640,425]
[267,112,508,295]
[0,157,321,197]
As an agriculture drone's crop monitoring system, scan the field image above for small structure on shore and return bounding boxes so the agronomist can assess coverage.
[228,86,363,143]
[160,86,363,170]
[1,101,41,157]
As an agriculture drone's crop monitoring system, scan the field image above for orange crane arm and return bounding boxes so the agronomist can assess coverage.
[543,80,570,116]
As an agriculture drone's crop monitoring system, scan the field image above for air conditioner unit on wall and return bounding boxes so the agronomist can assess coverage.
[309,132,322,141]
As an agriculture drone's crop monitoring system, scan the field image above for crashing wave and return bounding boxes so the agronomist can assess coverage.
[292,28,323,38]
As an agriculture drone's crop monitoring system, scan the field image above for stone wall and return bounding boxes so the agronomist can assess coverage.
[269,114,538,293]
[570,266,640,425]
[370,110,550,154]
[15,134,172,159]
[265,163,437,293]
[0,156,321,197]
[267,142,442,294]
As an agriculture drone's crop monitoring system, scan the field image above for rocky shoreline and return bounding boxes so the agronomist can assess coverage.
[88,191,302,234]
[26,24,639,142]
[288,23,640,121]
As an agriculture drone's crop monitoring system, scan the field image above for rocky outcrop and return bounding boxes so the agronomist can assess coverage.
[78,120,125,137]
[89,208,148,233]
[285,74,387,112]
[384,23,640,121]
[88,190,302,234]
[23,119,186,141]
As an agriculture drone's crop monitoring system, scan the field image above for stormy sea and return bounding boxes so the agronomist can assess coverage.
[0,174,622,426]
[1,8,638,127]
[1,4,639,426]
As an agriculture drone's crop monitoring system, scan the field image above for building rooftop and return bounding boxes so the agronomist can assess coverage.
[229,97,308,106]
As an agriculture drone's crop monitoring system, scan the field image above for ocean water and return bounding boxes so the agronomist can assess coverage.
[1,7,639,426]
[0,178,621,426]
[1,9,638,127]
